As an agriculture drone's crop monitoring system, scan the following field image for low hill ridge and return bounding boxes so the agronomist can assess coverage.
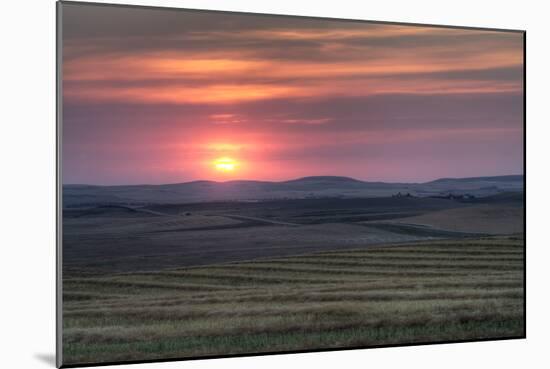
[63,175,523,207]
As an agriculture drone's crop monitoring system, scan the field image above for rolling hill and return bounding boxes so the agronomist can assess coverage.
[63,175,524,207]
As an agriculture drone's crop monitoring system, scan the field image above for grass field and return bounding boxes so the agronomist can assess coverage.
[62,235,524,365]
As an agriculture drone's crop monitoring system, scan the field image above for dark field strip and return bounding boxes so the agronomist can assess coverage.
[287,253,524,262]
[158,269,475,284]
[161,263,521,282]
[168,265,519,282]
[227,258,523,270]
[63,279,241,293]
[323,240,523,250]
[63,236,524,365]
[294,246,524,256]
[145,269,518,288]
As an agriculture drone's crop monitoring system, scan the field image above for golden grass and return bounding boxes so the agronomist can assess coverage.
[63,235,524,365]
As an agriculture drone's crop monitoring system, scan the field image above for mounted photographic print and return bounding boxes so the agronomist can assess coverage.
[57,1,525,367]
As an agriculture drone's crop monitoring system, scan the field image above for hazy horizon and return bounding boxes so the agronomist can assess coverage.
[62,4,524,186]
[62,172,524,187]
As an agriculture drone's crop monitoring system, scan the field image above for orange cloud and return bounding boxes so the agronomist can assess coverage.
[65,83,302,104]
[63,25,522,105]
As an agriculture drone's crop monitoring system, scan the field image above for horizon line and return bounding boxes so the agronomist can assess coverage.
[62,173,524,187]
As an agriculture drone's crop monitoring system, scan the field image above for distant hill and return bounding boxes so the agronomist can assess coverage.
[426,175,523,184]
[63,175,524,207]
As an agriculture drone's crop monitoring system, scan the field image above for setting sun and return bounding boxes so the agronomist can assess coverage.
[214,157,237,172]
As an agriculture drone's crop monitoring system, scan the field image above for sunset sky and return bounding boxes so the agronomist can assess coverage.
[62,3,524,185]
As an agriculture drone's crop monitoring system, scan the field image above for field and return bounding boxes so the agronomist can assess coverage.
[62,197,498,272]
[61,192,524,365]
[63,236,524,365]
[387,205,524,234]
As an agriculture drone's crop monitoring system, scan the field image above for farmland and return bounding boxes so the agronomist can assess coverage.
[62,183,524,365]
[62,235,524,365]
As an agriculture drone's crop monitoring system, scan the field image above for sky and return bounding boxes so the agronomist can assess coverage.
[61,3,524,185]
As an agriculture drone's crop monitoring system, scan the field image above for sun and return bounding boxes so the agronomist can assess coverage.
[214,157,237,172]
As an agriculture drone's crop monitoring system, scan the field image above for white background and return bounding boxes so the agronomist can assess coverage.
[1,0,548,368]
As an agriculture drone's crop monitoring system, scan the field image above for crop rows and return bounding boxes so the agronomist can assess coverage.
[63,235,524,365]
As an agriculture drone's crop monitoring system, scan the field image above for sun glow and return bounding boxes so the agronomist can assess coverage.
[214,157,237,172]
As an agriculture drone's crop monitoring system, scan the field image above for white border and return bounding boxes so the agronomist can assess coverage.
[2,1,548,369]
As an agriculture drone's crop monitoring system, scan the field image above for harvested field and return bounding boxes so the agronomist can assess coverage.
[63,236,524,365]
